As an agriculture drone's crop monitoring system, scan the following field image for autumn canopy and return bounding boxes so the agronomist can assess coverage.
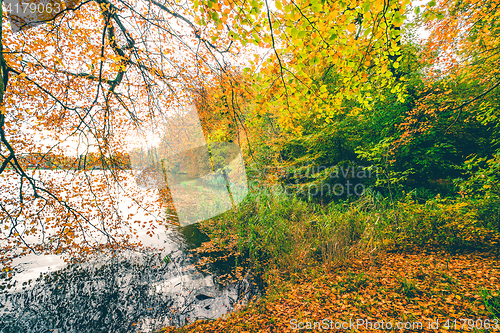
[0,0,499,266]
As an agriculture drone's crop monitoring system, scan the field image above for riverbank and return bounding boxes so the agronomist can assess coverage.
[159,249,500,332]
[159,189,500,332]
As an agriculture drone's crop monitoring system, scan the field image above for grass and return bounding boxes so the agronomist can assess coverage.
[191,186,500,280]
[396,276,419,298]
[480,288,500,320]
[190,187,383,279]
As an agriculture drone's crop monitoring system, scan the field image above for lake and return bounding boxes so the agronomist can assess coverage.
[0,170,258,333]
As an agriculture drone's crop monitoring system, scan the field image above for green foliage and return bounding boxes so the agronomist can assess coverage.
[460,153,500,197]
[197,186,381,273]
[194,181,500,279]
[342,272,369,292]
[396,276,419,298]
[480,288,500,320]
[356,138,414,198]
[393,198,500,251]
[457,152,500,232]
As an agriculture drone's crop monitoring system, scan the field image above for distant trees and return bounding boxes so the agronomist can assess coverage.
[9,152,132,170]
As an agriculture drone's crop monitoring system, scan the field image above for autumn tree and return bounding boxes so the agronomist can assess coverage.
[397,0,500,148]
[0,0,260,266]
[222,0,417,196]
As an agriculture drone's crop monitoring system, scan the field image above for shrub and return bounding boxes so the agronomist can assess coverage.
[394,199,500,251]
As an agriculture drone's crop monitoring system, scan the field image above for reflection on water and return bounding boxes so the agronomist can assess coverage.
[0,228,259,333]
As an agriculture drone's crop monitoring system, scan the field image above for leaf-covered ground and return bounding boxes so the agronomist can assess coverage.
[160,250,500,332]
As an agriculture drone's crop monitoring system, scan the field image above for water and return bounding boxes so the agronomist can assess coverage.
[0,226,258,333]
[0,171,259,332]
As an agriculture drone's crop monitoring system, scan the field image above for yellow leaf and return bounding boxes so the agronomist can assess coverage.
[329,10,338,20]
[347,23,356,33]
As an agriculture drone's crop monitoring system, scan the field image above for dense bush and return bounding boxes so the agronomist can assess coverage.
[393,198,500,251]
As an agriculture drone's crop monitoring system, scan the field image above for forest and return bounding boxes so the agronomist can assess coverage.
[0,0,499,331]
